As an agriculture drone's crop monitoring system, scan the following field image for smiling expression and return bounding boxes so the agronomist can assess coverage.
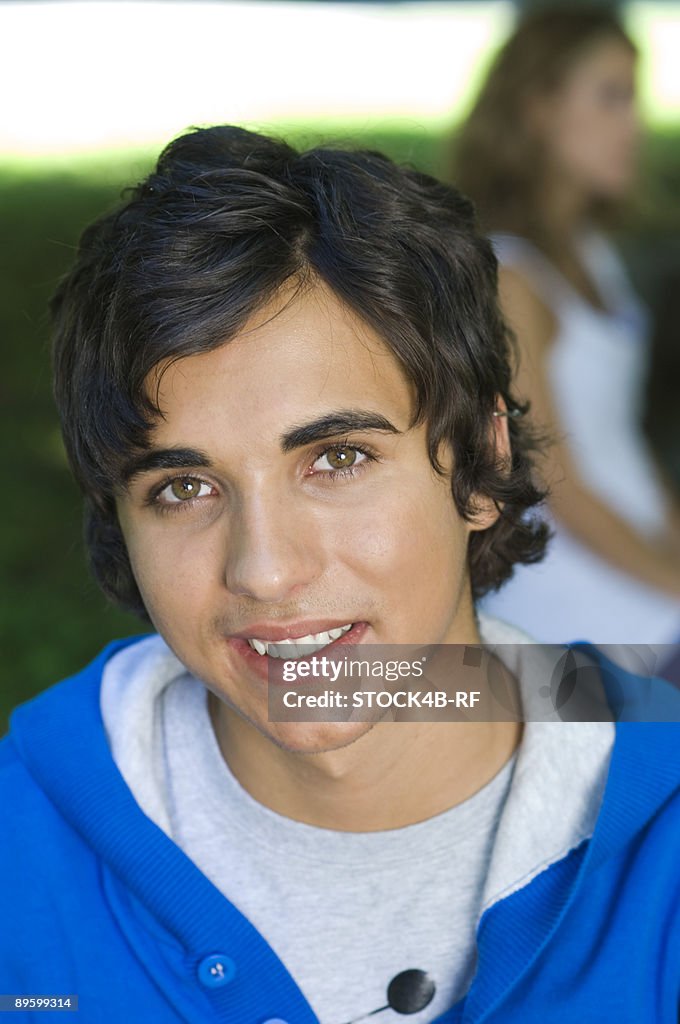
[116,280,498,752]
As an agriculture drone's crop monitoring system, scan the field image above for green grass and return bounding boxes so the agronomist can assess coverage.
[2,124,679,733]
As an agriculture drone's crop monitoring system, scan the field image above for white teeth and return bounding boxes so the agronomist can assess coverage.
[246,623,352,658]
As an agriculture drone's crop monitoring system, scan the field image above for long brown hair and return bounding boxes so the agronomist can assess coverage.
[453,7,636,246]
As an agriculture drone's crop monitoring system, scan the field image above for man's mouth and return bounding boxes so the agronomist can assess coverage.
[246,623,353,659]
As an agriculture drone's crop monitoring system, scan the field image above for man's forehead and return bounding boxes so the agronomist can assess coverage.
[146,281,415,429]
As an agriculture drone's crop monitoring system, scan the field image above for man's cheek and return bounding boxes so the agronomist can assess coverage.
[342,519,399,570]
[122,543,182,622]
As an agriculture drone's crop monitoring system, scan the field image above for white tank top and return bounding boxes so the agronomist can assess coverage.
[481,231,680,645]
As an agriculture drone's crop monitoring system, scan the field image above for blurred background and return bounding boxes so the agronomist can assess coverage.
[2,0,679,729]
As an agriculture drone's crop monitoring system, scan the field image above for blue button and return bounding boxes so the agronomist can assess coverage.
[261,1019,289,1024]
[197,954,236,988]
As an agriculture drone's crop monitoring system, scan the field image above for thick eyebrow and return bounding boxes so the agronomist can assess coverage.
[121,447,213,486]
[280,411,401,453]
[120,411,400,486]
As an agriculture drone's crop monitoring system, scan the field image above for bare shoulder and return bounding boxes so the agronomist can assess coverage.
[497,264,558,352]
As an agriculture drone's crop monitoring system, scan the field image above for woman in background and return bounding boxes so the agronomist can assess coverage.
[455,7,680,646]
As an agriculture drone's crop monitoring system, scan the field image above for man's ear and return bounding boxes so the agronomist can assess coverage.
[491,394,513,463]
[467,396,512,533]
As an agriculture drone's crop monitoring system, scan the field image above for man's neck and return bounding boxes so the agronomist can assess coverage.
[209,697,522,832]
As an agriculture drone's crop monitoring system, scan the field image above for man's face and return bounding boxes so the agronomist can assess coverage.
[117,281,496,752]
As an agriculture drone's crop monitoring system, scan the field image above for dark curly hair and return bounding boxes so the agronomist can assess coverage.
[51,124,549,620]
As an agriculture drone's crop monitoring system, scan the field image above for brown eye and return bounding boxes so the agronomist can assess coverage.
[326,447,358,470]
[156,477,213,505]
[171,478,202,500]
[311,445,371,477]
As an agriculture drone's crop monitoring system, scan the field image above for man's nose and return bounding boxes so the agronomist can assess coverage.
[224,491,323,603]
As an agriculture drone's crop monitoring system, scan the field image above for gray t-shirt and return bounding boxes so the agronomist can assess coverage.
[160,674,516,1023]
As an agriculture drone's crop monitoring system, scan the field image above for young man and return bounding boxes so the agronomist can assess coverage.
[1,126,679,1023]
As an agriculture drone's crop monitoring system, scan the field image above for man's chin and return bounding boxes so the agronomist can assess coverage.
[207,688,388,760]
[260,719,378,756]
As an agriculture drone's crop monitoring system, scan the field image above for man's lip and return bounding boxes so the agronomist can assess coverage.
[228,620,360,643]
